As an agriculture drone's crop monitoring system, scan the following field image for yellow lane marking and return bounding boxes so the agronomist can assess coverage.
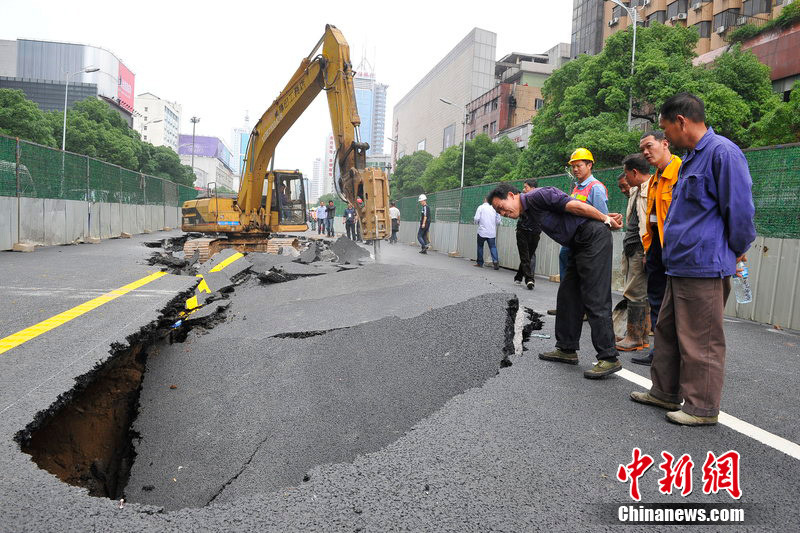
[0,271,168,356]
[210,252,244,273]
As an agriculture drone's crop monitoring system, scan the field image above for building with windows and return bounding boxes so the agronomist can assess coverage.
[133,93,181,152]
[310,157,323,203]
[231,112,251,179]
[0,38,135,126]
[571,0,606,58]
[353,60,389,157]
[178,134,235,191]
[391,28,497,167]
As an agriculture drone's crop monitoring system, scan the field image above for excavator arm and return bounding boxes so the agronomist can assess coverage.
[238,24,389,239]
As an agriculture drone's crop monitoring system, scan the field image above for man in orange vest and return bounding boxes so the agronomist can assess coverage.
[548,148,609,316]
[630,131,681,366]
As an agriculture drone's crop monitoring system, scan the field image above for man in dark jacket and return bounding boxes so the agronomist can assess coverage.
[489,183,625,379]
[325,200,336,237]
[630,93,756,426]
[513,179,542,290]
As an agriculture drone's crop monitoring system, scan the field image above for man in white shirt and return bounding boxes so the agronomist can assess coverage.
[315,201,327,235]
[388,201,401,244]
[474,198,501,269]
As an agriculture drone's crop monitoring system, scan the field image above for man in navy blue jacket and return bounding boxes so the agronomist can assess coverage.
[630,93,756,426]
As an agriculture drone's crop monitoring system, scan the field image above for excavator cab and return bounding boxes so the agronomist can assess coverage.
[268,170,307,229]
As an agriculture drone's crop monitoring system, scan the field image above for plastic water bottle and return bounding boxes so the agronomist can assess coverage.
[734,261,752,304]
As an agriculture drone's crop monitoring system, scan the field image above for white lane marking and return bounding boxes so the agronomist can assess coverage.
[619,368,800,461]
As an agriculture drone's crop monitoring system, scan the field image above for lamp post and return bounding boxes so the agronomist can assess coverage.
[605,0,639,130]
[62,66,100,151]
[190,116,200,178]
[438,98,468,188]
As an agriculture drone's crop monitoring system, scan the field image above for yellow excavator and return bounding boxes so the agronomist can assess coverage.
[181,24,390,258]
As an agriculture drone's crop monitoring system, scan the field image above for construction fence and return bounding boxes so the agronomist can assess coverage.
[0,134,198,250]
[388,142,800,330]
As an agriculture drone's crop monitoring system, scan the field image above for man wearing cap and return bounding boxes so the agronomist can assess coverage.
[417,194,431,254]
[548,148,609,315]
[488,182,625,379]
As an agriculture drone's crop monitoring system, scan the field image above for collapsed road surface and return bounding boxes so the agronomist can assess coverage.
[1,231,799,532]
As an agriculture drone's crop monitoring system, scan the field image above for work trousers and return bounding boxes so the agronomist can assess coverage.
[317,219,326,235]
[345,221,357,240]
[621,246,647,303]
[646,228,667,329]
[558,245,570,280]
[390,219,399,243]
[326,218,334,236]
[476,236,498,265]
[649,276,731,417]
[515,229,541,282]
[555,220,618,361]
[417,226,430,249]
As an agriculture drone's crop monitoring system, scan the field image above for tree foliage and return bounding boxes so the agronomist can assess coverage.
[514,23,789,179]
[0,90,195,186]
[749,81,800,146]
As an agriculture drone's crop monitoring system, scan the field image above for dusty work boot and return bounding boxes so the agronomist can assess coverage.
[492,261,499,270]
[616,301,648,351]
[630,391,681,411]
[583,359,622,379]
[666,410,718,426]
[538,349,579,365]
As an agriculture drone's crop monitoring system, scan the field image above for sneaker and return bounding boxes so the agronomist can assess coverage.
[514,277,522,284]
[666,410,718,426]
[583,359,622,379]
[526,281,534,290]
[538,349,579,365]
[419,248,427,254]
[630,391,680,411]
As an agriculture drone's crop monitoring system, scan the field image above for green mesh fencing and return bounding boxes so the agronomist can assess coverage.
[396,143,800,239]
[0,136,18,197]
[746,145,800,239]
[0,133,198,209]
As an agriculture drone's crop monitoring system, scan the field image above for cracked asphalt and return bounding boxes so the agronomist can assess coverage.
[0,233,798,532]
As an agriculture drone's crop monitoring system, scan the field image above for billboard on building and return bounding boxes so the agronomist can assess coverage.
[117,62,135,112]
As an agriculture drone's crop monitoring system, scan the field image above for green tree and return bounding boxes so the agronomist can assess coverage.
[0,89,57,146]
[482,136,521,183]
[750,81,800,146]
[390,150,433,198]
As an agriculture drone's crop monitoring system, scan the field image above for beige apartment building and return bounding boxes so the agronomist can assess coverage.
[603,0,794,55]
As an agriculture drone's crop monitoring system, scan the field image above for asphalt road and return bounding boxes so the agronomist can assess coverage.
[0,234,798,532]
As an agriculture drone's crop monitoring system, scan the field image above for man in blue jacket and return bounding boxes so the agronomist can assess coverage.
[630,93,756,426]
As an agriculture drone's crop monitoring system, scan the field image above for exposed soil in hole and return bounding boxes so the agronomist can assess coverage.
[13,288,227,501]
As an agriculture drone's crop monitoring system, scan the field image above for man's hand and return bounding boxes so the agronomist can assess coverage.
[608,213,623,229]
[735,254,748,278]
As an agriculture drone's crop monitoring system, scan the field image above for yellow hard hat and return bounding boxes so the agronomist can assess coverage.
[568,148,594,164]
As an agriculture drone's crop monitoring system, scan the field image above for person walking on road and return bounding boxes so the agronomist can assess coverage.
[309,208,317,231]
[315,201,327,236]
[473,197,501,269]
[630,93,755,425]
[513,179,542,289]
[548,148,608,316]
[489,183,625,379]
[632,130,681,366]
[417,194,431,254]
[389,201,400,244]
[326,200,336,237]
[616,154,650,353]
[344,203,357,240]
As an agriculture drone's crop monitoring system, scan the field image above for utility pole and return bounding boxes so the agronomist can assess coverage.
[190,116,200,184]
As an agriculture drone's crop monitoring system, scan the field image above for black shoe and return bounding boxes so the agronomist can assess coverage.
[514,277,522,284]
[419,248,427,254]
[526,281,534,290]
[547,309,557,316]
[631,351,654,366]
[492,262,499,270]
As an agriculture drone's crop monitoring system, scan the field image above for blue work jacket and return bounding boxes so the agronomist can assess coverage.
[662,128,756,278]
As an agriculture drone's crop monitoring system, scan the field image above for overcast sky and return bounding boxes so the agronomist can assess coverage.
[3,0,573,183]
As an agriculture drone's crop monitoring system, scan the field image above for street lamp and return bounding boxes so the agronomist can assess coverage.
[605,0,639,130]
[62,66,100,151]
[190,116,200,177]
[439,98,467,188]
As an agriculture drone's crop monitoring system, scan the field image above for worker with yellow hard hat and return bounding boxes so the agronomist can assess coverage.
[547,148,610,316]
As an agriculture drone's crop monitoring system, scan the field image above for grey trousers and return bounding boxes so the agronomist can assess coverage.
[649,276,731,417]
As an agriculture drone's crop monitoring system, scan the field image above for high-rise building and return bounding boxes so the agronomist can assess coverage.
[311,157,323,203]
[322,133,336,197]
[391,28,497,167]
[178,134,235,191]
[353,59,389,156]
[231,111,251,179]
[571,0,605,58]
[133,93,181,152]
[0,38,136,126]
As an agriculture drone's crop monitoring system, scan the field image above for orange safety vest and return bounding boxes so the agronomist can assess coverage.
[571,178,608,204]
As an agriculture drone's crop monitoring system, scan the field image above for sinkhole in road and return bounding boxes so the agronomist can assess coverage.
[13,286,542,510]
[13,288,228,501]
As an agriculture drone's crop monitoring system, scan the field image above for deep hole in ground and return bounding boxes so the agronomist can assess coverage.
[13,288,228,501]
